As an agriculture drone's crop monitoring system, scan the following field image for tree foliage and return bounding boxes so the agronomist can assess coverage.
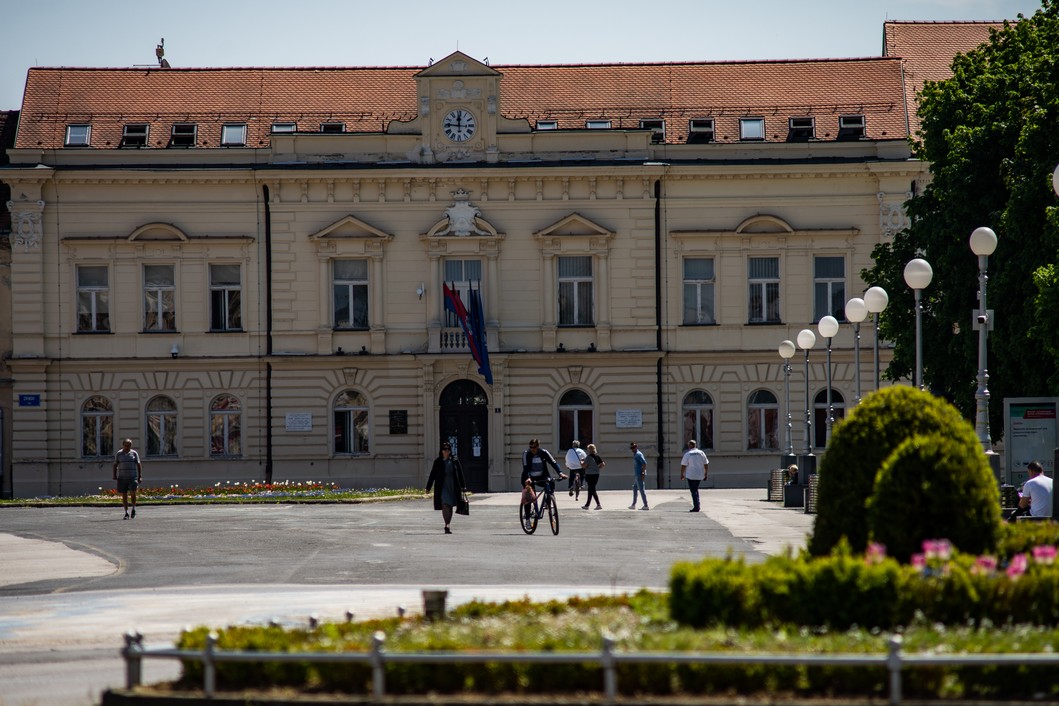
[863,0,1059,438]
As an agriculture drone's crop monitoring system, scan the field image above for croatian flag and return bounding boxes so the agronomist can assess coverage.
[443,282,493,385]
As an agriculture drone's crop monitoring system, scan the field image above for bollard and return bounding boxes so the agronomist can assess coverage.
[371,631,386,698]
[422,590,448,621]
[601,635,617,705]
[123,630,143,689]
[308,613,319,629]
[345,609,355,623]
[204,631,218,698]
[397,604,406,618]
[887,635,903,705]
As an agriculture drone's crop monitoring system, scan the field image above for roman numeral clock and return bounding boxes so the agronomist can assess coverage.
[442,108,477,143]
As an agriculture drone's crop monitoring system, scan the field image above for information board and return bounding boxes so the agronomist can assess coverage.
[1003,397,1057,485]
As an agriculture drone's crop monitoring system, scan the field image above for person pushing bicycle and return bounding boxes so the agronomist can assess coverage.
[521,438,565,496]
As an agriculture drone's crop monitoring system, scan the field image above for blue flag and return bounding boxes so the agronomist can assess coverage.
[469,284,493,384]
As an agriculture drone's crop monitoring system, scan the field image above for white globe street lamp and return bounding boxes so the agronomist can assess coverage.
[845,297,868,404]
[817,315,840,446]
[864,286,889,391]
[797,329,817,456]
[779,340,797,461]
[903,258,934,390]
[970,226,998,453]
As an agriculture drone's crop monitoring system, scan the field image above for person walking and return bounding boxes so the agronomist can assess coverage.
[629,442,649,510]
[680,439,709,512]
[581,443,605,510]
[565,440,587,501]
[113,438,142,519]
[425,441,467,534]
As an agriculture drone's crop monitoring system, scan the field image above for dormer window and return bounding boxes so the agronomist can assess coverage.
[739,118,765,141]
[169,124,197,148]
[320,122,345,133]
[120,124,149,148]
[788,116,815,142]
[271,122,296,133]
[639,119,665,144]
[838,115,866,140]
[687,119,715,144]
[221,124,247,146]
[586,120,612,130]
[536,120,558,130]
[65,124,91,147]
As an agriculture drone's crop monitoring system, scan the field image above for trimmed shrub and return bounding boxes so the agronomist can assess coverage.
[809,386,989,556]
[868,433,1001,562]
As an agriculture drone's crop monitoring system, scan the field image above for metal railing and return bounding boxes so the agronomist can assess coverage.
[120,630,1059,705]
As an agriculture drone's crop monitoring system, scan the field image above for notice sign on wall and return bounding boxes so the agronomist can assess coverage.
[389,410,408,435]
[616,409,643,429]
[1004,397,1058,485]
[285,412,313,432]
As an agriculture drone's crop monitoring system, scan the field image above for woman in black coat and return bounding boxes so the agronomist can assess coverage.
[425,441,467,534]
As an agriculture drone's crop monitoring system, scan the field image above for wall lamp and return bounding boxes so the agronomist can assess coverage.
[170,344,179,359]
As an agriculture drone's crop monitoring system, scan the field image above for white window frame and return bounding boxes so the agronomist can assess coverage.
[81,395,114,458]
[65,124,91,147]
[333,259,369,330]
[536,120,558,130]
[558,388,594,451]
[209,394,242,457]
[813,255,846,322]
[682,257,715,325]
[145,395,179,457]
[270,122,296,133]
[120,123,149,148]
[839,115,866,139]
[739,117,765,141]
[221,123,247,146]
[320,122,345,133]
[747,256,780,324]
[443,258,482,328]
[143,264,176,332]
[333,390,370,455]
[639,119,665,143]
[557,255,594,327]
[169,123,197,147]
[586,120,612,129]
[688,118,715,143]
[747,390,779,451]
[209,264,242,331]
[682,390,714,451]
[77,265,110,333]
[788,116,815,140]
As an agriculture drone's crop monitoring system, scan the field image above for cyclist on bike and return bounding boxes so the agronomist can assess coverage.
[521,438,565,495]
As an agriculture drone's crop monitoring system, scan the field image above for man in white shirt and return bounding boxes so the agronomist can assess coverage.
[680,439,709,513]
[565,440,587,501]
[1019,460,1053,518]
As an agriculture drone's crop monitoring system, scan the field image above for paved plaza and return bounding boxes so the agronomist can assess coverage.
[0,489,813,705]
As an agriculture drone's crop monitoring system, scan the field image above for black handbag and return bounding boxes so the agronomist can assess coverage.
[456,491,470,516]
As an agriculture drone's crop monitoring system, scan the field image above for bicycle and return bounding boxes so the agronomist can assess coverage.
[520,477,561,535]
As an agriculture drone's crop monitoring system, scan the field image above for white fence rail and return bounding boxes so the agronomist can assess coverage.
[120,630,1059,705]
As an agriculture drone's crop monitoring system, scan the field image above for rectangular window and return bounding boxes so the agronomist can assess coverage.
[748,257,780,324]
[586,120,611,130]
[814,256,846,321]
[333,259,369,329]
[639,119,665,143]
[788,116,815,141]
[210,264,242,331]
[739,118,765,141]
[143,265,176,332]
[77,266,110,332]
[536,120,558,130]
[221,124,247,146]
[120,124,149,148]
[443,258,482,328]
[687,118,715,144]
[838,115,866,140]
[169,124,196,147]
[683,258,716,325]
[558,256,594,326]
[65,124,91,146]
[270,122,296,133]
[320,122,345,133]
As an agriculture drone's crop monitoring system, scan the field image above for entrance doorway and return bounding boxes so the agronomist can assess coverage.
[439,380,489,492]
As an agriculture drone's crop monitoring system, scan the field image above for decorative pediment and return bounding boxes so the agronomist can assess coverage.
[128,222,189,242]
[533,213,614,240]
[734,215,794,235]
[309,215,393,242]
[414,51,500,79]
[425,189,499,238]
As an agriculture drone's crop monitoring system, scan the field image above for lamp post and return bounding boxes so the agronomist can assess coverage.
[845,297,867,404]
[817,315,840,445]
[970,227,997,453]
[864,286,888,391]
[796,329,817,455]
[903,258,933,390]
[779,339,797,468]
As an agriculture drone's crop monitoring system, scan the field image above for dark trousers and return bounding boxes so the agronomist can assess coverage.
[687,479,701,510]
[584,474,601,507]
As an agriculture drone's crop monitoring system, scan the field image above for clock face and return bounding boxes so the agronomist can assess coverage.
[443,109,477,143]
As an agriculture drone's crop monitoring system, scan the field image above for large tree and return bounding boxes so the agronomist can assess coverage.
[865,0,1059,440]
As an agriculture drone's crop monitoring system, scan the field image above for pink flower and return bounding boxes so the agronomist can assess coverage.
[1007,553,1029,579]
[911,553,926,571]
[922,539,953,561]
[866,543,887,565]
[1031,545,1057,565]
[973,555,998,575]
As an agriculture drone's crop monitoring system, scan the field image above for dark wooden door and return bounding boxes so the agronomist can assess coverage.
[439,380,489,492]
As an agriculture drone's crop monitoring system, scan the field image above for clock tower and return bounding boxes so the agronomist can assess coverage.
[413,51,502,163]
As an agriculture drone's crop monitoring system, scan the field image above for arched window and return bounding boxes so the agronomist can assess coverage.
[81,395,114,458]
[209,394,242,457]
[558,388,593,450]
[814,389,846,448]
[747,390,779,450]
[146,395,178,456]
[682,390,714,450]
[334,390,369,454]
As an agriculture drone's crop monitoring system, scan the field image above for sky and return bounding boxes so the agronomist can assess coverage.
[0,0,1044,110]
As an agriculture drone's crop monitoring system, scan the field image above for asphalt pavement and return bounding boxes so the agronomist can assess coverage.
[0,488,813,706]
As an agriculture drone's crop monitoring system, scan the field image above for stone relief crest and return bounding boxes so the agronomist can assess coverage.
[7,200,45,251]
[878,192,912,238]
[436,189,490,236]
[438,80,481,100]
